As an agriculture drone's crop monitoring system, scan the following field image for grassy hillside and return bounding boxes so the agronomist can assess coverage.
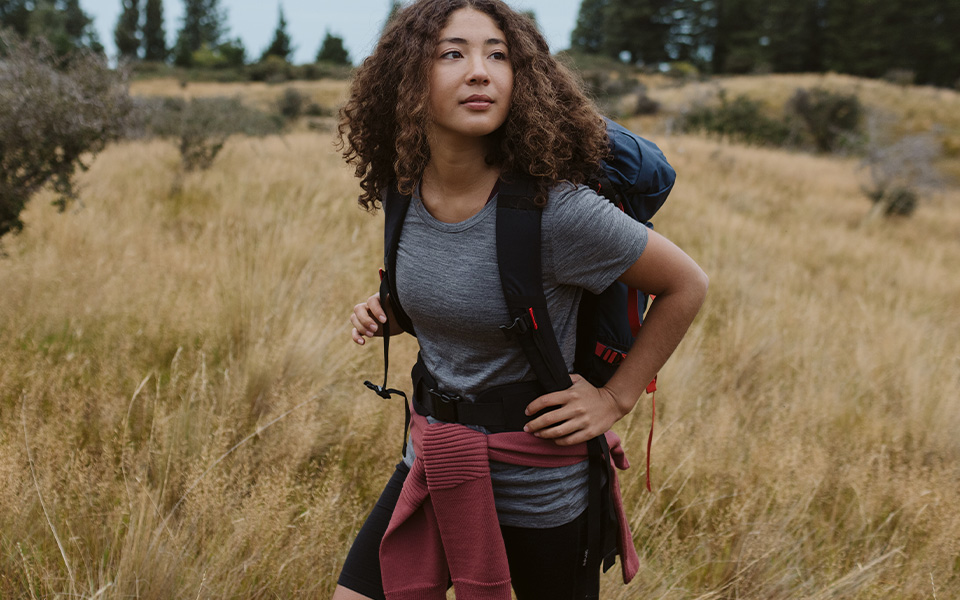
[1,76,958,598]
[130,77,351,114]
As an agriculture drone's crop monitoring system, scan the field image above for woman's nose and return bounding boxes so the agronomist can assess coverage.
[467,57,490,84]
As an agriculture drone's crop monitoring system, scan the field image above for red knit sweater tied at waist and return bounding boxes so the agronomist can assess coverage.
[379,412,640,600]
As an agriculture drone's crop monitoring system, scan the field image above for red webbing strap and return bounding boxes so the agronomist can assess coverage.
[645,377,657,492]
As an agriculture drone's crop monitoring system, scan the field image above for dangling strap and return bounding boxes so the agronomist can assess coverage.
[363,270,410,454]
[645,376,657,492]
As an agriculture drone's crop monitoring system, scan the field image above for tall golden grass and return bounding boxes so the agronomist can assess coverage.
[1,80,958,598]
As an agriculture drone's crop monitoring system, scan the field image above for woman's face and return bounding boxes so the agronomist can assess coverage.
[427,7,514,144]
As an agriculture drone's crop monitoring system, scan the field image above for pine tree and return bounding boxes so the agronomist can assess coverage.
[570,0,608,54]
[712,0,766,73]
[0,0,31,37]
[605,0,672,65]
[663,0,716,68]
[173,0,225,66]
[316,30,350,65]
[142,0,167,61]
[114,0,141,60]
[260,4,292,62]
[21,0,102,56]
[764,0,822,72]
[62,0,93,41]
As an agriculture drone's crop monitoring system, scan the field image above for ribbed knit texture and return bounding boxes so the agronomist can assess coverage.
[379,413,639,599]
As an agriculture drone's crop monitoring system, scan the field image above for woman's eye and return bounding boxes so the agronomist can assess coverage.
[440,50,463,59]
[491,51,507,60]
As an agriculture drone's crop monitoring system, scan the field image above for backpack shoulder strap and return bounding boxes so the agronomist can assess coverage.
[495,176,571,394]
[497,176,619,565]
[383,185,415,336]
[364,186,413,448]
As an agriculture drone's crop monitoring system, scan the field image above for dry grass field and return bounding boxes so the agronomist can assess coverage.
[1,75,958,599]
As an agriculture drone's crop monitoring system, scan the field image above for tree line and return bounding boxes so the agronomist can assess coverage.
[0,0,102,56]
[114,0,351,67]
[0,0,351,67]
[571,0,960,88]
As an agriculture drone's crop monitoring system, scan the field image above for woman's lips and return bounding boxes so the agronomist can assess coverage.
[462,95,493,109]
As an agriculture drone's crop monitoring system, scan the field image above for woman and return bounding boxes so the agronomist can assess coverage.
[335,1,708,598]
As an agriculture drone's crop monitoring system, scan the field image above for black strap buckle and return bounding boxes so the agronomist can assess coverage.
[428,388,461,423]
[364,380,407,401]
[499,314,530,339]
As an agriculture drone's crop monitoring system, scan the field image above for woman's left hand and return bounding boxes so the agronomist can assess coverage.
[522,374,625,446]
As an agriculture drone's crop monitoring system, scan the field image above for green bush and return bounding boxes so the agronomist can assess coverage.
[248,55,291,83]
[665,61,699,81]
[277,87,304,119]
[292,61,353,81]
[138,96,282,171]
[786,88,863,153]
[0,33,133,237]
[304,102,333,117]
[865,186,918,217]
[681,91,792,147]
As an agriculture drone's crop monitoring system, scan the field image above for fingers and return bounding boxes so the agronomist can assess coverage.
[366,293,388,324]
[523,374,585,426]
[349,293,388,345]
[522,374,618,446]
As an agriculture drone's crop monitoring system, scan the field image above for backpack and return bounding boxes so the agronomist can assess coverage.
[364,117,676,486]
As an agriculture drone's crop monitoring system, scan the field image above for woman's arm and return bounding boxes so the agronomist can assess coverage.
[522,228,708,445]
[350,292,406,345]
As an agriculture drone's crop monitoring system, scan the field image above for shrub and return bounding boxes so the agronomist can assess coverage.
[860,131,942,220]
[248,55,290,83]
[665,61,699,81]
[0,33,133,238]
[293,61,353,81]
[139,96,282,171]
[786,88,863,153]
[304,102,333,117]
[191,43,229,69]
[633,84,660,116]
[681,91,792,147]
[277,87,305,119]
[864,186,918,217]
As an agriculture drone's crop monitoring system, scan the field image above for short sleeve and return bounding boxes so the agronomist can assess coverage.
[542,184,649,294]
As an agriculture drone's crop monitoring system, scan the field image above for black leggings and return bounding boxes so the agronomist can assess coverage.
[337,463,601,600]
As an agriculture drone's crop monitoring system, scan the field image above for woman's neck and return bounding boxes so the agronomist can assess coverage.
[420,136,500,223]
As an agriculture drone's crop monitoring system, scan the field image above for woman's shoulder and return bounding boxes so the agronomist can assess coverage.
[544,182,613,220]
[541,179,647,245]
[545,182,599,206]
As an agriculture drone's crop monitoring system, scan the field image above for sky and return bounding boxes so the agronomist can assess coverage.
[80,0,583,65]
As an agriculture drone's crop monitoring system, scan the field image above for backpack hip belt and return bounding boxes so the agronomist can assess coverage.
[411,355,550,433]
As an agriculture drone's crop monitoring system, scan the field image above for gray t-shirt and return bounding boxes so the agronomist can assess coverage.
[395,182,648,528]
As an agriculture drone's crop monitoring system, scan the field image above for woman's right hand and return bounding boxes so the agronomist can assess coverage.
[350,292,389,345]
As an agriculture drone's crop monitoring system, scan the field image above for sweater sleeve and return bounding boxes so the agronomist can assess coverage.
[542,184,649,294]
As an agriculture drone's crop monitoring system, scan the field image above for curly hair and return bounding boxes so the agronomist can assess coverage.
[337,0,610,210]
